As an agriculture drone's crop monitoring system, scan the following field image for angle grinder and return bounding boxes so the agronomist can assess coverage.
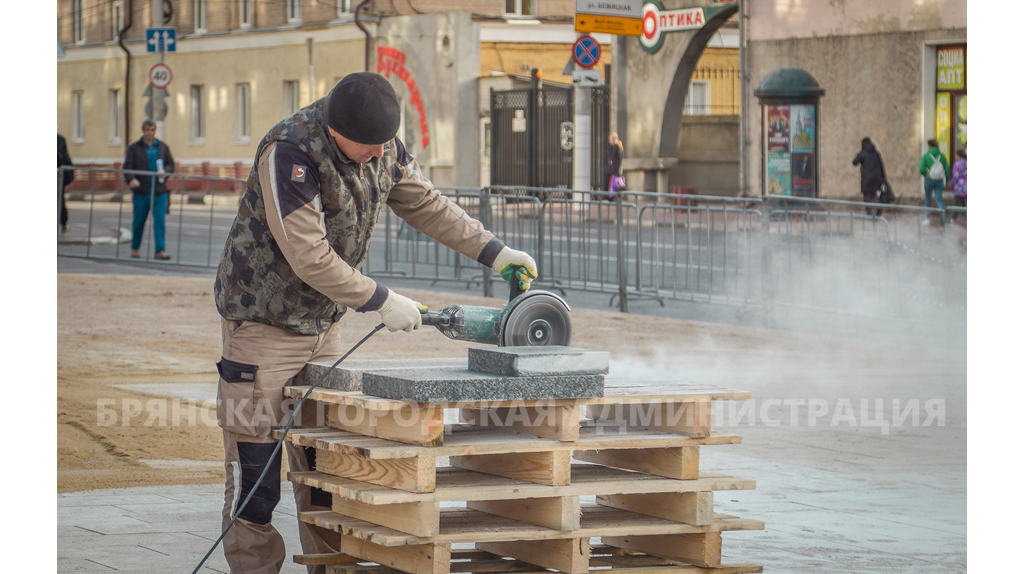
[421,275,572,347]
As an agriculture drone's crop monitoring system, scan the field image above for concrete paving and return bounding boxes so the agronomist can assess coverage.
[58,360,967,573]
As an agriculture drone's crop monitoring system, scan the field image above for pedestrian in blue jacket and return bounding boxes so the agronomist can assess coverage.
[123,120,175,259]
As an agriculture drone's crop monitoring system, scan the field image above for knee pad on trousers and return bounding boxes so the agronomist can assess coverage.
[236,442,281,525]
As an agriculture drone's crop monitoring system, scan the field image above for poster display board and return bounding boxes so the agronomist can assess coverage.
[763,103,817,197]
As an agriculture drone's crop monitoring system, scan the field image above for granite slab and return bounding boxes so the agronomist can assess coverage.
[299,358,467,391]
[468,346,610,376]
[361,369,605,402]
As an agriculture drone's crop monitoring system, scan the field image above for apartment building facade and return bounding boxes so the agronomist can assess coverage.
[741,0,967,199]
[56,0,741,190]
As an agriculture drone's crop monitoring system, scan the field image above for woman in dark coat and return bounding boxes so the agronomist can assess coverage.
[852,137,887,216]
[605,132,624,199]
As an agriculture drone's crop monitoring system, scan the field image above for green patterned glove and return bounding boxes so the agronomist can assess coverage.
[492,247,538,292]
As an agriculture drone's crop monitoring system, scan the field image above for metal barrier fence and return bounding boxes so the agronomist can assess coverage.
[58,166,244,268]
[59,168,966,341]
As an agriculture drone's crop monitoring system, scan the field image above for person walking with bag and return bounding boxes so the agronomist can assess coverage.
[918,138,950,225]
[852,137,887,217]
[605,132,624,200]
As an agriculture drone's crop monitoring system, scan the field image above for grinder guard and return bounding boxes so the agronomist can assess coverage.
[421,290,572,347]
[499,291,572,346]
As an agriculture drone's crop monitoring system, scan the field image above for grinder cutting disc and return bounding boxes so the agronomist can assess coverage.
[498,291,572,347]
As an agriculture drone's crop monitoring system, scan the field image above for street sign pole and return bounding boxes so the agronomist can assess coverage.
[151,0,170,141]
[573,33,593,199]
[573,0,634,201]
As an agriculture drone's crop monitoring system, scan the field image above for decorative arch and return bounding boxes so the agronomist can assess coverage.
[658,5,738,158]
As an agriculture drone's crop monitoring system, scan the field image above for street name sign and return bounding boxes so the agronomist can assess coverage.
[575,0,642,36]
[575,0,642,18]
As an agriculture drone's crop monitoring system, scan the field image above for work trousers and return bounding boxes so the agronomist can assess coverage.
[131,190,169,253]
[217,318,343,574]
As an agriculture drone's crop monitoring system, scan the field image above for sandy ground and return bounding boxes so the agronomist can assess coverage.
[56,273,962,493]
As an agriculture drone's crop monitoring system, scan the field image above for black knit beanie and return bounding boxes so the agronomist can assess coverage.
[326,73,401,145]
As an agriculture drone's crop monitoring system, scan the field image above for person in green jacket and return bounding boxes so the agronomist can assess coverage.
[918,138,951,223]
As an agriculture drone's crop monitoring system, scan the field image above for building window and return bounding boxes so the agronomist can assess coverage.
[239,0,251,28]
[337,0,353,16]
[111,1,125,41]
[283,80,300,117]
[683,81,710,115]
[194,0,208,32]
[236,83,251,143]
[287,0,302,23]
[190,85,206,142]
[504,0,535,17]
[73,0,84,43]
[108,89,122,145]
[72,91,85,142]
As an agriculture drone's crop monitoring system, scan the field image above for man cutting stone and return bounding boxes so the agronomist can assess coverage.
[212,72,536,573]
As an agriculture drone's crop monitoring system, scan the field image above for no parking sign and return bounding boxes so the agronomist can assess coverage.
[572,35,601,69]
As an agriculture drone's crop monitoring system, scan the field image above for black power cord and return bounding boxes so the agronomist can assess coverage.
[191,323,386,573]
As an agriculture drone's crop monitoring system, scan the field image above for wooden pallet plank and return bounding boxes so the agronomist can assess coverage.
[468,496,580,531]
[317,448,435,493]
[602,533,722,568]
[299,507,763,547]
[281,426,740,460]
[329,404,445,447]
[328,554,761,574]
[477,538,590,574]
[573,447,699,480]
[332,563,763,574]
[332,549,543,573]
[450,451,572,486]
[460,403,581,441]
[596,492,713,526]
[333,496,441,537]
[588,400,711,438]
[283,384,752,410]
[289,467,754,505]
[340,536,452,574]
[294,552,362,566]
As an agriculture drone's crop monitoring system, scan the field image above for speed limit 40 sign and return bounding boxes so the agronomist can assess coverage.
[149,63,173,89]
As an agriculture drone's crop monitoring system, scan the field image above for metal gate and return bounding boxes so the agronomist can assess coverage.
[590,84,611,190]
[490,80,574,189]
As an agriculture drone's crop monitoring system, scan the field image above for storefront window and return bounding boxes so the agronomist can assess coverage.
[935,45,966,161]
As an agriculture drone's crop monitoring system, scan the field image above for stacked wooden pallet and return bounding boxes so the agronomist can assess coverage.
[279,348,762,574]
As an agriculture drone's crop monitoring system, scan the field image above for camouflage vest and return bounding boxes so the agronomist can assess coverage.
[214,97,401,334]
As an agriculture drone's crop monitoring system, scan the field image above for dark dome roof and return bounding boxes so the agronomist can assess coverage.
[755,67,825,99]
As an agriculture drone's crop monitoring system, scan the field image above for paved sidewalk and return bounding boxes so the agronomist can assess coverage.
[59,483,308,573]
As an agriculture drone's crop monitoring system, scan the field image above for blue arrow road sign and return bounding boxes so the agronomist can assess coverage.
[146,28,177,53]
[572,35,601,68]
